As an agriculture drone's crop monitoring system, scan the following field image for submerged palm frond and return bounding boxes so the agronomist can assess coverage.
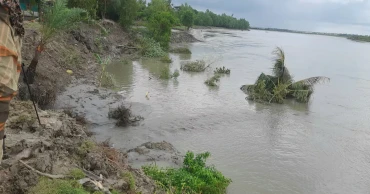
[291,76,330,89]
[272,47,292,84]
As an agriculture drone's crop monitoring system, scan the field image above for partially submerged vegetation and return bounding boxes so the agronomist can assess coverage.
[143,151,231,194]
[108,104,143,126]
[214,66,231,74]
[241,47,329,103]
[160,67,180,79]
[205,74,221,87]
[160,55,173,63]
[170,47,192,54]
[181,60,207,72]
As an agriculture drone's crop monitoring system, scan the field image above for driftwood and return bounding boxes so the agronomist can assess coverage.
[19,160,66,179]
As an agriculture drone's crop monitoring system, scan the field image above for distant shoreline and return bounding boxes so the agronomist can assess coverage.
[250,27,370,43]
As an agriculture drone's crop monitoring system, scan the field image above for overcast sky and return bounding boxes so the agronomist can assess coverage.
[172,0,370,33]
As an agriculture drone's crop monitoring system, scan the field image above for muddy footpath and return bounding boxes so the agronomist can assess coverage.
[0,20,198,194]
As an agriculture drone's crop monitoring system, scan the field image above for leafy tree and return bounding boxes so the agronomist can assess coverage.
[147,11,176,49]
[117,0,139,28]
[181,9,194,30]
[67,0,98,18]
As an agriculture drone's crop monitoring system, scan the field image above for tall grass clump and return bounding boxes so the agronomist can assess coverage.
[143,151,231,194]
[241,47,329,103]
[139,37,166,58]
[95,54,115,88]
[180,60,207,72]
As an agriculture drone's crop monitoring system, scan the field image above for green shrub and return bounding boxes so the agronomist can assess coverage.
[67,0,98,18]
[139,37,166,58]
[214,66,230,74]
[143,151,231,194]
[205,74,221,86]
[69,168,85,180]
[180,60,207,72]
[170,47,192,54]
[29,178,88,194]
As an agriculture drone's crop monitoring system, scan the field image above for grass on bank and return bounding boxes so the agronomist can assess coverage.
[143,151,231,194]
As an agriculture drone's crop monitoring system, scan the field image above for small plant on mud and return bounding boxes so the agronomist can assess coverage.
[139,37,166,58]
[77,140,95,156]
[205,74,221,86]
[121,172,136,192]
[69,169,86,180]
[29,178,88,194]
[181,60,208,72]
[108,104,142,126]
[214,66,231,74]
[161,55,173,63]
[143,151,231,194]
[170,47,192,54]
[95,54,115,88]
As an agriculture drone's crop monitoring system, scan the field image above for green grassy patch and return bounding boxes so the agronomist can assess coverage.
[29,178,88,194]
[143,151,231,194]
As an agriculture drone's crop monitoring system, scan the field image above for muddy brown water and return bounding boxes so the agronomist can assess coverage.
[61,29,370,194]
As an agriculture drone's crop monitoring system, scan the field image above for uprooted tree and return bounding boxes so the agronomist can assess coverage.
[241,47,329,103]
[26,0,85,83]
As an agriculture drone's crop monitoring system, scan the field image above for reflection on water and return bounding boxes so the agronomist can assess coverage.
[100,29,370,194]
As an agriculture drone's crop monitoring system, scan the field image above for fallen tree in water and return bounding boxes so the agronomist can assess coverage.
[241,47,329,103]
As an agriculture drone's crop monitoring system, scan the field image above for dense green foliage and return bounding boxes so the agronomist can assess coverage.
[147,11,176,49]
[42,0,85,43]
[241,47,329,103]
[347,35,370,42]
[139,37,166,57]
[143,151,231,194]
[177,5,249,30]
[67,0,97,18]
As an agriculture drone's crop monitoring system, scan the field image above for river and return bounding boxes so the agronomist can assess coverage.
[94,29,370,194]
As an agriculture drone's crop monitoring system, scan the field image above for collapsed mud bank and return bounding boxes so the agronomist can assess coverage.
[0,20,198,193]
[0,101,164,194]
